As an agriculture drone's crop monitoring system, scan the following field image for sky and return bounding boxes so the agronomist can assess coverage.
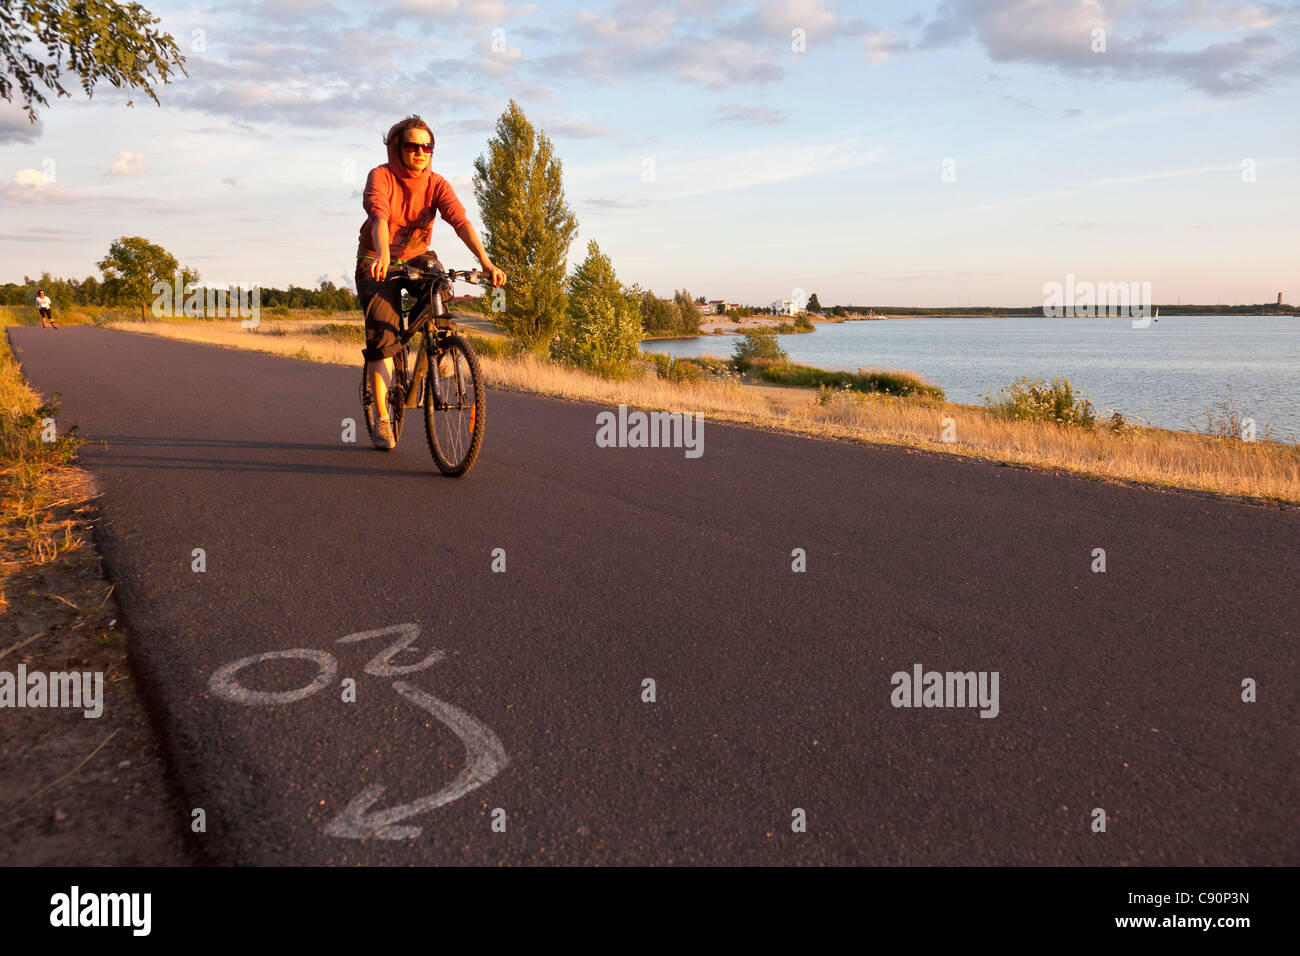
[1,0,1298,307]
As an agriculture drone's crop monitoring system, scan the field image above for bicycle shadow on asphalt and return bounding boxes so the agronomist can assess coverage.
[71,434,455,478]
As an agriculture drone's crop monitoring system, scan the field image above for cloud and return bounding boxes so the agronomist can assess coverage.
[379,0,535,26]
[0,101,43,144]
[438,117,496,135]
[107,150,148,176]
[715,104,785,125]
[536,1,913,88]
[3,169,77,203]
[916,0,1298,96]
[540,3,787,89]
[863,30,910,62]
[163,19,497,129]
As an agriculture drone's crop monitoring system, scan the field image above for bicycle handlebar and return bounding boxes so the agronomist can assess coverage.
[388,258,491,285]
[447,269,490,284]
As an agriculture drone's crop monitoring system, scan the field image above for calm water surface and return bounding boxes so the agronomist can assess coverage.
[642,315,1300,438]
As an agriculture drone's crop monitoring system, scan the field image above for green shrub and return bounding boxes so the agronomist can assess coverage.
[311,323,364,343]
[552,240,642,376]
[464,333,518,359]
[732,329,788,369]
[645,352,706,383]
[752,361,944,399]
[987,377,1096,426]
[794,313,815,331]
[271,304,292,317]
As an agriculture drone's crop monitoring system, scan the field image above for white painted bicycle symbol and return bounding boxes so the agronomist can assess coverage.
[208,623,508,841]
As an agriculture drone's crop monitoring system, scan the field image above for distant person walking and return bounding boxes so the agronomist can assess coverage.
[35,290,56,329]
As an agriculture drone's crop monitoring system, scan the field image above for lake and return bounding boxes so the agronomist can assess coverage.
[641,315,1300,439]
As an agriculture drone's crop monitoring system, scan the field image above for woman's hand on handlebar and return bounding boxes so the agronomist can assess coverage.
[480,260,506,287]
[369,251,391,281]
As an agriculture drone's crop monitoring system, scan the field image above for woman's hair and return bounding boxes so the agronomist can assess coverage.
[384,115,434,153]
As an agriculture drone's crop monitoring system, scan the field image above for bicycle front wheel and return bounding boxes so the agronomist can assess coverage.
[359,364,377,444]
[424,334,485,476]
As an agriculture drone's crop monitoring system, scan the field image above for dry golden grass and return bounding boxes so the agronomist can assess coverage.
[0,333,91,606]
[102,317,1300,504]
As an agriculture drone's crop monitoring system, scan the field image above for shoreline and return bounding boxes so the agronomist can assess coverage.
[643,311,1298,343]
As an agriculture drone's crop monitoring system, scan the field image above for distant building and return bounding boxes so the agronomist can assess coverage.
[706,299,741,314]
[1279,292,1285,306]
[770,299,798,316]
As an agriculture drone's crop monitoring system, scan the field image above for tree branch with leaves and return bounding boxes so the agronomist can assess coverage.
[0,0,186,123]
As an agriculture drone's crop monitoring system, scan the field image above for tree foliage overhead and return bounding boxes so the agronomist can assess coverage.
[96,235,196,305]
[0,0,187,122]
[554,239,641,374]
[472,99,579,352]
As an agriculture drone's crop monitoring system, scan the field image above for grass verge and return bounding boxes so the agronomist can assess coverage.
[0,328,192,864]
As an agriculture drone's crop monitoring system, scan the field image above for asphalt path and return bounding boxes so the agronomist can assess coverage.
[9,325,1298,865]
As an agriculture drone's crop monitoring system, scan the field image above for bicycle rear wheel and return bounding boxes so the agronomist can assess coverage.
[424,334,485,476]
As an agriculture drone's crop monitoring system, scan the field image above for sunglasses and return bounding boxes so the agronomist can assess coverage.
[402,142,433,154]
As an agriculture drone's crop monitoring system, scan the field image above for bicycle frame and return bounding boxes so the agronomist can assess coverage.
[386,262,485,413]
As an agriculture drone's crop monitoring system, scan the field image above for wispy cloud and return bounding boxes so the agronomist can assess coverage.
[966,161,1252,212]
[585,197,653,211]
[656,134,886,201]
[715,104,785,126]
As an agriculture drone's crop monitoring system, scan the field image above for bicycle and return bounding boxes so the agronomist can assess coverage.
[359,255,488,477]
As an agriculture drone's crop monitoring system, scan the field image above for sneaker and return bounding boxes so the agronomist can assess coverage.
[373,418,396,450]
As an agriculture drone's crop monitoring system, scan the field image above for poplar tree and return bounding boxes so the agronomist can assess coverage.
[673,289,701,334]
[472,100,579,351]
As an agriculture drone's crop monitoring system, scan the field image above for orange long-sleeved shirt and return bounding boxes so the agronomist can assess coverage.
[356,158,471,263]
